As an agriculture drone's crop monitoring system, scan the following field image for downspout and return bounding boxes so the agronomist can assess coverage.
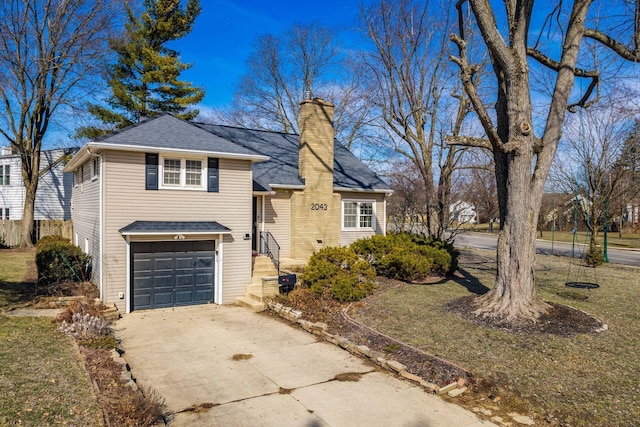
[88,148,104,301]
[261,195,266,233]
[383,194,387,236]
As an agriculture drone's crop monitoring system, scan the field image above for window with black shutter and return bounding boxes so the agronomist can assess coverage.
[145,153,158,190]
[207,157,219,192]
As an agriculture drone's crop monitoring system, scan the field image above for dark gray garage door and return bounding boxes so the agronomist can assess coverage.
[131,241,214,310]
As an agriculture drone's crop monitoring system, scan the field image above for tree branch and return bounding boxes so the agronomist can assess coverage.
[583,28,640,62]
[445,135,492,150]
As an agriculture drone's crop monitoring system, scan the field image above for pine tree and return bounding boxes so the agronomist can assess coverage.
[77,0,204,139]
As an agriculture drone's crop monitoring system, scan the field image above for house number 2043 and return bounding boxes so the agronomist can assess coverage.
[311,203,328,211]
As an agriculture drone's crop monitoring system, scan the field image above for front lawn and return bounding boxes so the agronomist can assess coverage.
[0,248,103,425]
[351,249,640,426]
[0,316,103,426]
[0,248,36,308]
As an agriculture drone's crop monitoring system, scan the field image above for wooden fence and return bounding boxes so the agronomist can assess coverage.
[0,220,73,247]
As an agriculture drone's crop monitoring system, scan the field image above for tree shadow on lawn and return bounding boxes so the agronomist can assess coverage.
[0,279,39,308]
[452,267,490,295]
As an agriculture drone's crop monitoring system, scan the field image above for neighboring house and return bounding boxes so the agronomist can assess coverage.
[450,200,477,224]
[0,146,76,221]
[64,98,392,312]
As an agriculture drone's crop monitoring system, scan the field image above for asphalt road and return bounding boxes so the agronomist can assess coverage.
[453,231,640,267]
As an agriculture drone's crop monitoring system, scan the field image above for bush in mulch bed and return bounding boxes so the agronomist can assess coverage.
[35,235,91,285]
[55,300,167,426]
[351,233,459,282]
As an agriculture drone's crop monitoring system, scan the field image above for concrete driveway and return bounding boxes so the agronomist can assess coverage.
[116,305,496,427]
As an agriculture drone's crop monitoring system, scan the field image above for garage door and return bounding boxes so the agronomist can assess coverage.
[131,241,214,310]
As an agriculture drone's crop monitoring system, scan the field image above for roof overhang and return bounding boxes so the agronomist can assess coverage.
[334,186,394,194]
[119,221,232,236]
[270,184,305,190]
[64,142,270,172]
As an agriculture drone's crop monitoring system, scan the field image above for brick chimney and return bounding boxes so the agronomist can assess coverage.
[290,97,341,259]
[298,97,335,193]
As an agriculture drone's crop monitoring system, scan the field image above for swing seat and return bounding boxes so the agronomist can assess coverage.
[565,281,600,289]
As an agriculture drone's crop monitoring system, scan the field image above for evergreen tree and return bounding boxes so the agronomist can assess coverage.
[78,0,204,139]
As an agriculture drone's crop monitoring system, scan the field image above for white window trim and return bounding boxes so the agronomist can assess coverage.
[0,164,10,187]
[90,157,99,181]
[342,200,376,231]
[159,155,206,191]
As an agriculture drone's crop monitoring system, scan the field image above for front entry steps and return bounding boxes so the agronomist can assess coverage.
[235,255,279,312]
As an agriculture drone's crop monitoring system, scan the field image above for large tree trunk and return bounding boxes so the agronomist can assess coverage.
[475,147,550,320]
[20,160,39,247]
[20,181,37,247]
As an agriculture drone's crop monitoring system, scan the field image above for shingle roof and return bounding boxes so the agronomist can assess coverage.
[119,221,231,235]
[94,114,262,159]
[194,123,391,193]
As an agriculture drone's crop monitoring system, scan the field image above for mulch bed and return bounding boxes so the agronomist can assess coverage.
[269,277,474,386]
[268,269,608,426]
[445,295,606,336]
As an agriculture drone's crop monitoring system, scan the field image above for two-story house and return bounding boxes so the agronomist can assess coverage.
[64,98,392,312]
[0,147,76,221]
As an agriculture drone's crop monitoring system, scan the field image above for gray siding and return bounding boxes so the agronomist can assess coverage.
[102,151,252,306]
[339,192,387,246]
[261,190,292,258]
[71,157,101,289]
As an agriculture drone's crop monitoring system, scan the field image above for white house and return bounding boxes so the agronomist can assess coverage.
[450,200,477,224]
[0,146,77,221]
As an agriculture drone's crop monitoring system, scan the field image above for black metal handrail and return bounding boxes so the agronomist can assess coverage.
[259,231,280,275]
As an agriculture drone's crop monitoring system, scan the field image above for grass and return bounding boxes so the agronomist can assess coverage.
[0,248,36,308]
[465,223,640,248]
[0,316,104,426]
[0,248,104,426]
[351,249,640,427]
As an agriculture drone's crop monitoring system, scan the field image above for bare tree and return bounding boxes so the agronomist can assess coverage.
[456,152,498,224]
[360,0,471,240]
[0,0,120,246]
[222,22,372,149]
[551,105,640,261]
[387,159,428,233]
[450,0,640,320]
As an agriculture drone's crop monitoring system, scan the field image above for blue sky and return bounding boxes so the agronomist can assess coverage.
[170,0,362,109]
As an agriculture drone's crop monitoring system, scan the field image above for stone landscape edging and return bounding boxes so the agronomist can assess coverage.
[267,301,442,394]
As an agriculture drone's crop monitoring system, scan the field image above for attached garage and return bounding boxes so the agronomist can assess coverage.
[120,221,232,312]
[131,241,215,310]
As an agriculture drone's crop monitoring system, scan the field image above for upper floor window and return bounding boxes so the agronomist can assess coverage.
[91,157,99,181]
[343,200,375,230]
[0,164,9,186]
[73,165,84,188]
[146,153,218,192]
[161,157,204,190]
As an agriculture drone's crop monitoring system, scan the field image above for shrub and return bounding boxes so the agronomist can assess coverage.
[586,244,604,267]
[302,246,376,302]
[56,298,103,324]
[79,335,118,350]
[351,233,458,282]
[36,236,91,284]
[36,234,70,250]
[59,312,111,340]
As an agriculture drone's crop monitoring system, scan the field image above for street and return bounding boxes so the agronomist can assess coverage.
[453,231,640,267]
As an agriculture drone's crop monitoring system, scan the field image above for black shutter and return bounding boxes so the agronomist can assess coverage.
[207,157,219,192]
[145,153,158,190]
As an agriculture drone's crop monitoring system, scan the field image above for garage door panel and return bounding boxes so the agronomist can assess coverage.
[133,294,151,308]
[195,289,214,302]
[153,291,174,307]
[195,272,213,285]
[131,241,215,311]
[197,257,212,268]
